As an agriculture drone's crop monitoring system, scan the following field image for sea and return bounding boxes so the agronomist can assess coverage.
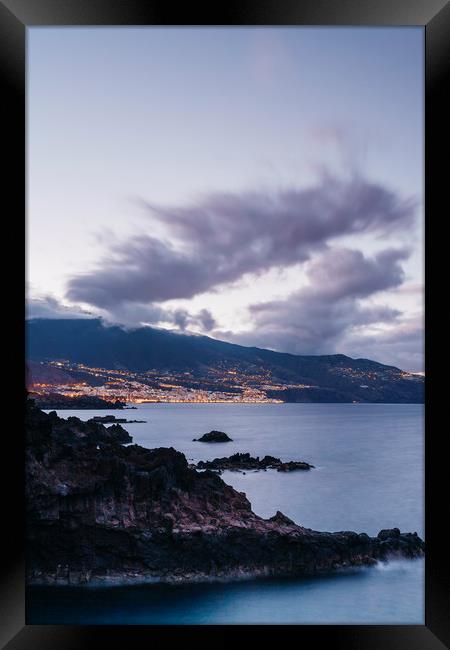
[27,403,424,625]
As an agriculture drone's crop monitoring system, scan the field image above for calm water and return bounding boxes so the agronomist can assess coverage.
[28,403,424,624]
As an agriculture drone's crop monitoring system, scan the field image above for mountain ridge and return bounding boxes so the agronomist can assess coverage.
[26,318,424,403]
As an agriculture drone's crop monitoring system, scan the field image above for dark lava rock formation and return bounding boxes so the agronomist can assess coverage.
[193,430,233,443]
[26,399,424,586]
[31,392,126,410]
[91,415,146,424]
[195,453,314,473]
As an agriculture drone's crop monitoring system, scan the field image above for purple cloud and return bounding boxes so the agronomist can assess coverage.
[222,247,412,357]
[66,172,416,310]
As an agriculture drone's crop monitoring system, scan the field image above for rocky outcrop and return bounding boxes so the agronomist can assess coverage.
[193,430,233,442]
[27,407,132,449]
[31,392,126,410]
[195,453,314,473]
[91,415,146,424]
[26,400,424,586]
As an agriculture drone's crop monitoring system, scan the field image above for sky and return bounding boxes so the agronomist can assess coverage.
[27,27,424,372]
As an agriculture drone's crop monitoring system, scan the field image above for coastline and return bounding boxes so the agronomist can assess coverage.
[26,400,424,589]
[27,554,425,588]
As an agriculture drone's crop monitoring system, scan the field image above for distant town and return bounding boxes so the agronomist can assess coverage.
[28,359,305,404]
[26,351,424,407]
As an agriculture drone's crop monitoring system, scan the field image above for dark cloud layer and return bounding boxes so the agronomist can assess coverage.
[66,172,415,309]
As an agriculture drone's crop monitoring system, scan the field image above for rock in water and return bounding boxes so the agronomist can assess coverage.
[193,430,233,442]
[25,399,424,586]
[195,453,314,472]
[91,416,146,424]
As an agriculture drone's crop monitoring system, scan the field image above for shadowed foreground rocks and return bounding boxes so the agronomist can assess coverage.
[26,399,424,586]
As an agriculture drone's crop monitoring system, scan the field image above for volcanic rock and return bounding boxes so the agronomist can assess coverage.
[195,452,314,473]
[91,415,146,424]
[193,430,233,442]
[26,399,424,586]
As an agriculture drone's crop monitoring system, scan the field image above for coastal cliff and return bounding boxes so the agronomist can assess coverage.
[26,399,424,586]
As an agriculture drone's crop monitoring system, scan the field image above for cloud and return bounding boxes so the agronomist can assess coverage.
[62,170,420,366]
[341,314,424,372]
[26,295,93,320]
[219,247,413,359]
[196,308,217,331]
[167,307,216,332]
[26,293,217,342]
[86,299,217,334]
[66,171,416,317]
[92,301,169,328]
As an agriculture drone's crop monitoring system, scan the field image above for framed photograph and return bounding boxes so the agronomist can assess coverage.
[1,0,448,647]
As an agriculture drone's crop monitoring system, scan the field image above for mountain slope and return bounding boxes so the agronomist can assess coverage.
[26,318,424,403]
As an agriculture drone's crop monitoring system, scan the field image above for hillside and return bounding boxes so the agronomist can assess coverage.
[26,318,424,403]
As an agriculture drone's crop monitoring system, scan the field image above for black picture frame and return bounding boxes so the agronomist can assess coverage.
[1,0,448,647]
